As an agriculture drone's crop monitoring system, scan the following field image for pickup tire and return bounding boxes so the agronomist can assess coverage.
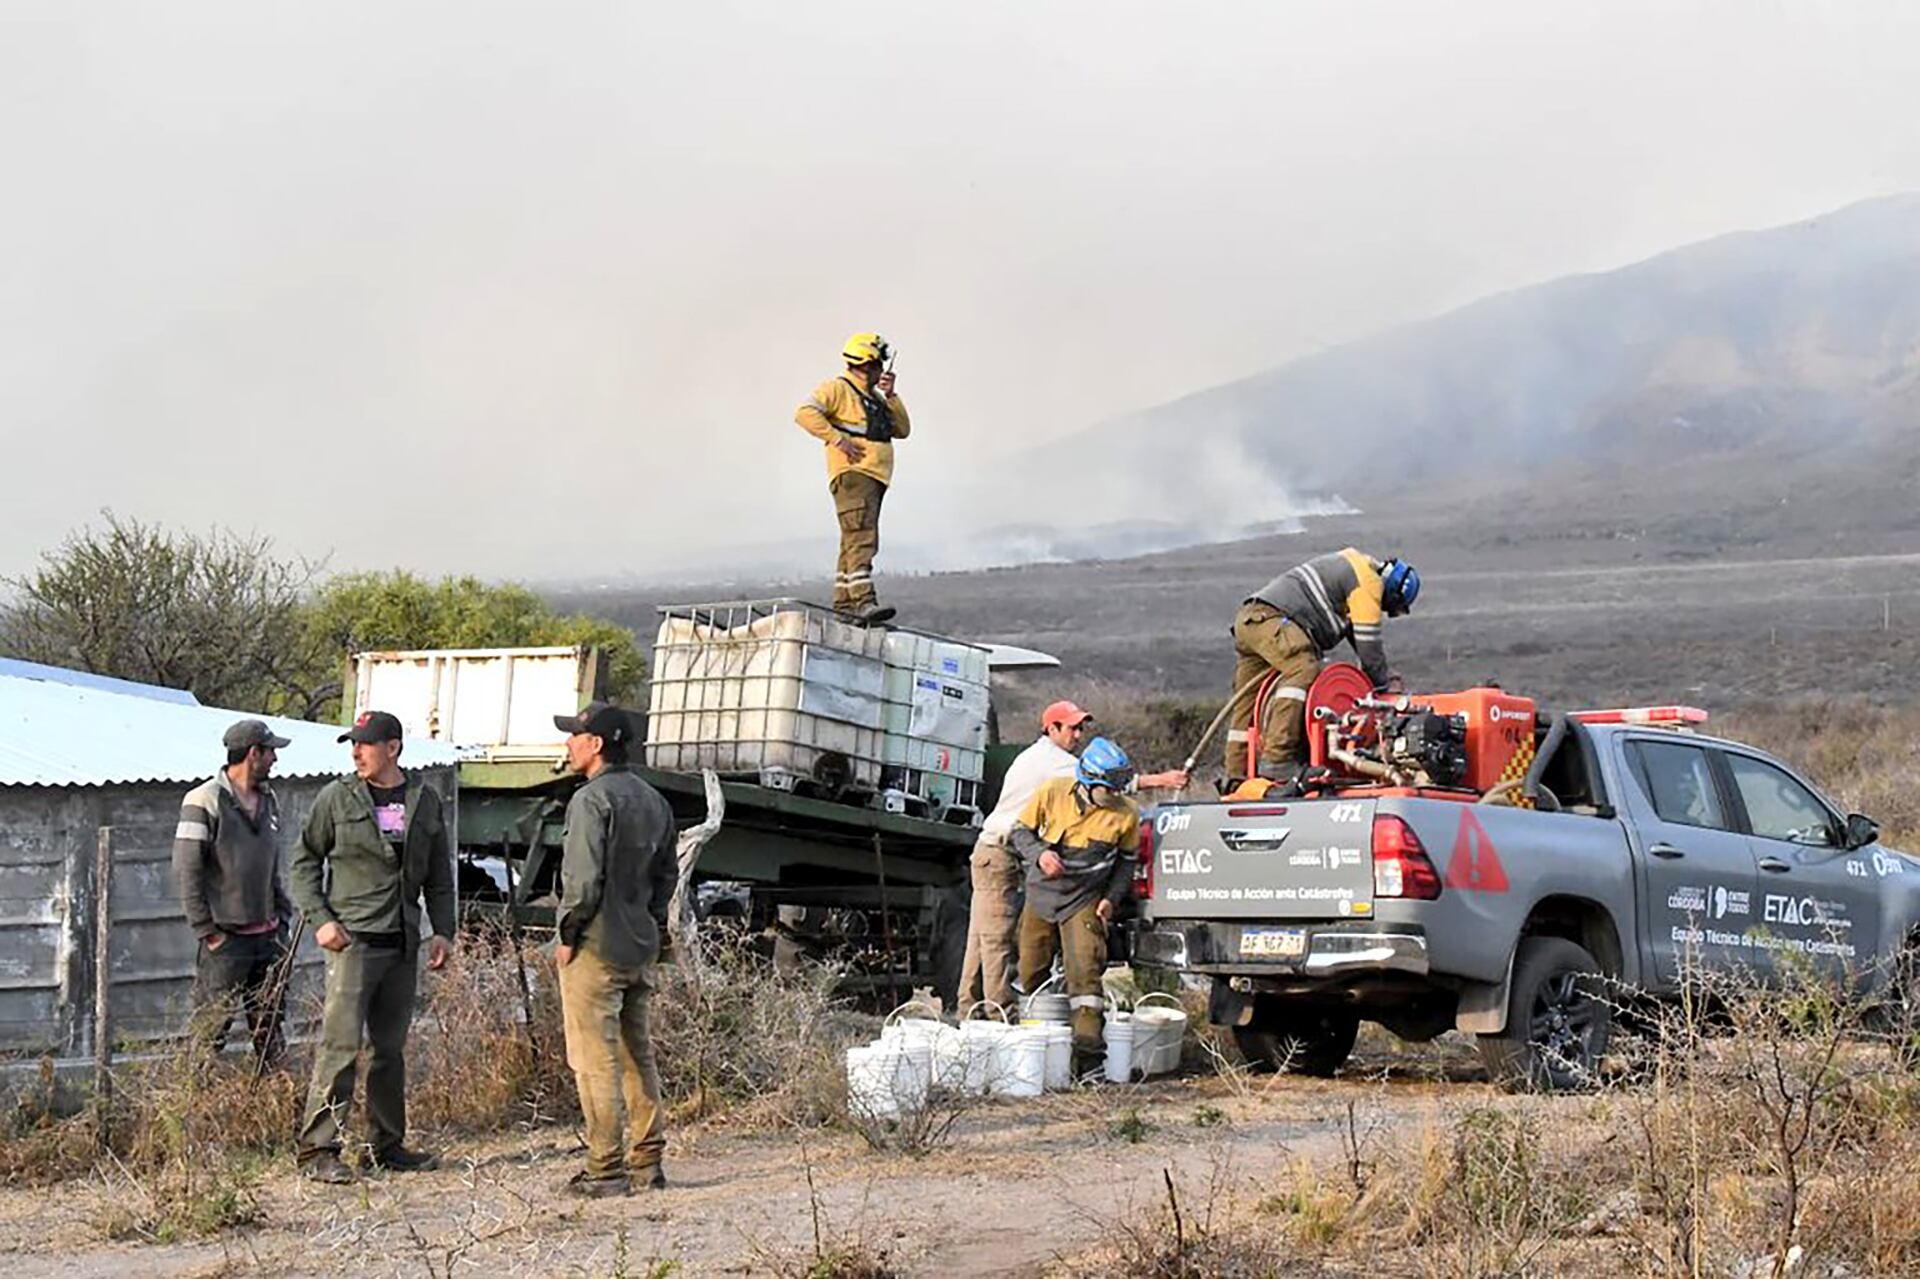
[1476,936,1611,1092]
[1233,1006,1359,1077]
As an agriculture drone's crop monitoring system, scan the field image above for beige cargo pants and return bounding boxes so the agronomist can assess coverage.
[1226,601,1323,780]
[830,471,886,611]
[958,835,1020,1016]
[559,948,666,1182]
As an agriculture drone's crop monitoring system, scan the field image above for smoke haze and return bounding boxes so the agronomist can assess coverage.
[4,2,1920,580]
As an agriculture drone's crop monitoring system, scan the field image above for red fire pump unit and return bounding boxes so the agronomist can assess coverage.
[1302,664,1539,795]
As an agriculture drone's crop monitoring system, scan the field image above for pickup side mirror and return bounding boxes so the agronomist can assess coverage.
[1845,812,1880,850]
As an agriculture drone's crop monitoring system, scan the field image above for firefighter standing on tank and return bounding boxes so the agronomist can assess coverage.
[1226,548,1421,783]
[794,332,911,624]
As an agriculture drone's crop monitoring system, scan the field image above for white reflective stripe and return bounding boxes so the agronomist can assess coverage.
[175,820,210,841]
[1293,563,1338,628]
[1068,995,1105,1010]
[1352,624,1382,636]
[1272,686,1309,702]
[1225,730,1250,743]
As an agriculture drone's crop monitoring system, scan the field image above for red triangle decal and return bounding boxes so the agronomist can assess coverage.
[1445,808,1510,893]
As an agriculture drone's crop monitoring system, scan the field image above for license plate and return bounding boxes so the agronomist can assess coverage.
[1238,927,1307,958]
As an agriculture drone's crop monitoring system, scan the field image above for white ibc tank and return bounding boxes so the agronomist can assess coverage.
[646,601,887,787]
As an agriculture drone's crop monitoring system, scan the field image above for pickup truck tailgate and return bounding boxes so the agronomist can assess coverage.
[1149,799,1375,921]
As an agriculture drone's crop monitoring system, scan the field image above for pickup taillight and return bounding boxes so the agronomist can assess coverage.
[1133,815,1155,899]
[1372,814,1442,900]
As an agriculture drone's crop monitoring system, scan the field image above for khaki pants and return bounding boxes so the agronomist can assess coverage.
[958,836,1020,1016]
[297,942,416,1160]
[830,471,886,610]
[559,947,666,1181]
[1226,602,1322,779]
[1017,903,1109,1053]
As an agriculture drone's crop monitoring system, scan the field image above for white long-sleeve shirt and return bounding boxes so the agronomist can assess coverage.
[979,735,1078,843]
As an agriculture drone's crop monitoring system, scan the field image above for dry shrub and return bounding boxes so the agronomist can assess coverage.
[1053,1158,1295,1279]
[2,926,858,1206]
[1395,1106,1600,1277]
[1611,965,1920,1276]
[994,672,1216,776]
[410,931,575,1136]
[650,933,864,1128]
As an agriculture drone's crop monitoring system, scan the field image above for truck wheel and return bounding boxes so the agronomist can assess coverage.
[1476,936,1611,1092]
[1233,1006,1359,1077]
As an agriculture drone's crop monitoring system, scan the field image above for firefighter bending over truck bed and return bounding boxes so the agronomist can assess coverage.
[1227,548,1420,783]
[794,332,911,624]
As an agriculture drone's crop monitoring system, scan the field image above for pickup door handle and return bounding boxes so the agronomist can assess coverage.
[1648,843,1686,860]
[1219,827,1292,852]
[1759,856,1793,874]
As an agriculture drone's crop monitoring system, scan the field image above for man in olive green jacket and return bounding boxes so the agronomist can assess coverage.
[289,711,457,1184]
[552,701,679,1197]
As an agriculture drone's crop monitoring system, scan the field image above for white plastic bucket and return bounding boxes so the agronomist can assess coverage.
[846,1038,933,1120]
[1103,1013,1137,1084]
[882,1003,961,1085]
[1132,992,1188,1077]
[959,1019,1017,1095]
[847,1044,903,1121]
[1042,1023,1073,1090]
[990,1027,1048,1098]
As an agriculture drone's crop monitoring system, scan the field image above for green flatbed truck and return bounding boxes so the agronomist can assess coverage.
[350,633,1050,1002]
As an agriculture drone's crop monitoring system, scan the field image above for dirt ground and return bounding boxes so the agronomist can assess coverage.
[0,1040,1533,1278]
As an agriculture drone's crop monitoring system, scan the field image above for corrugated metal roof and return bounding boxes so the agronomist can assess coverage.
[0,657,203,704]
[0,672,456,788]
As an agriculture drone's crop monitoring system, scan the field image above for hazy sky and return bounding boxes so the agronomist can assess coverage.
[5,2,1919,582]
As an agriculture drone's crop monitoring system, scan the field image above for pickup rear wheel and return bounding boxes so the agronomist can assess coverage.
[1233,1006,1359,1077]
[1476,936,1611,1092]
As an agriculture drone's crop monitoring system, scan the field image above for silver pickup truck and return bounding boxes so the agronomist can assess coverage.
[1131,716,1920,1089]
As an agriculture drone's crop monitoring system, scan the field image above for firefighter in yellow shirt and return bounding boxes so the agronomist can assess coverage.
[794,332,912,624]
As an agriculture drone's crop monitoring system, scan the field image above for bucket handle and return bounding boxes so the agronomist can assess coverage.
[1134,991,1185,1013]
[964,999,1013,1024]
[1026,971,1065,999]
[884,998,945,1029]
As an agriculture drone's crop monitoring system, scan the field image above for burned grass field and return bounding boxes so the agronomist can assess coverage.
[566,455,1920,722]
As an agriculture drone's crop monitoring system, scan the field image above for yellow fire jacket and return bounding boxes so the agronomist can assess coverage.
[794,366,912,487]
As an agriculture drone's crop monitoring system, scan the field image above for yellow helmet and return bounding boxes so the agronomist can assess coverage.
[842,331,890,365]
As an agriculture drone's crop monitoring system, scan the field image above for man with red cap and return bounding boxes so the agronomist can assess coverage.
[958,702,1187,1016]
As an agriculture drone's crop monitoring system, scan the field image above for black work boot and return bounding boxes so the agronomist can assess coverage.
[565,1170,630,1199]
[635,1165,667,1191]
[369,1146,441,1173]
[301,1150,355,1184]
[854,601,896,626]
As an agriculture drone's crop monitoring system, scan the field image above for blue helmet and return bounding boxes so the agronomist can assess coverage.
[1076,736,1136,792]
[1382,558,1420,616]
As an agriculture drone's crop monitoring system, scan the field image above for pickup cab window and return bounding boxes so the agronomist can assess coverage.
[1628,740,1726,830]
[1725,753,1838,847]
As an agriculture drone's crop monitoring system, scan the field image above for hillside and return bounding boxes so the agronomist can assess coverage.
[1029,193,1920,502]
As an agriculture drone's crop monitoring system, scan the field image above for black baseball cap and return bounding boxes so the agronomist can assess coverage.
[224,719,291,752]
[338,710,404,744]
[553,700,632,743]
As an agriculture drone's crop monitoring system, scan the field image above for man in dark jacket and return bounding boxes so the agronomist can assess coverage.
[289,711,456,1184]
[551,701,679,1197]
[173,718,296,1065]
